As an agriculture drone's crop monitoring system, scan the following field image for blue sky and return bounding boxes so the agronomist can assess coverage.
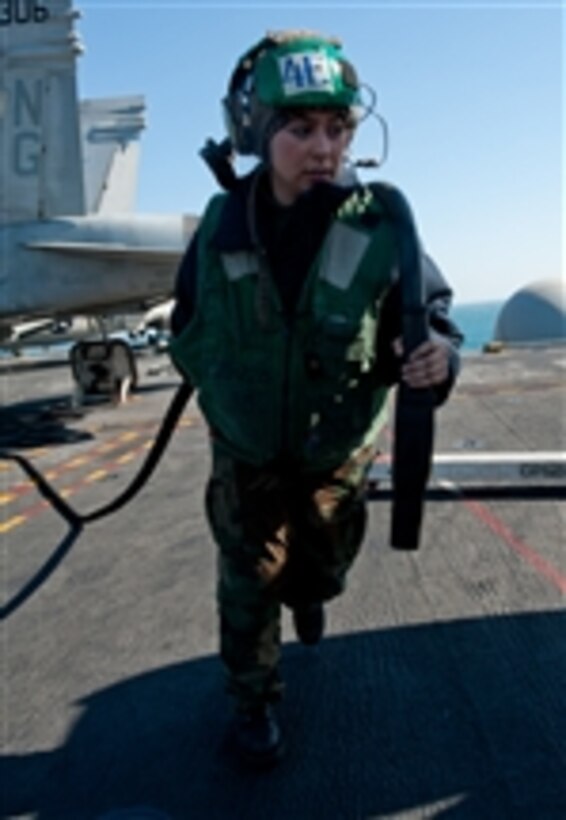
[76,1,562,305]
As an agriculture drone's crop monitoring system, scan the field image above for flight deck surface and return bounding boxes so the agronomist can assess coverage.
[1,346,565,819]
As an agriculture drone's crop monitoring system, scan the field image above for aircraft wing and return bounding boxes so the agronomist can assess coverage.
[23,240,182,264]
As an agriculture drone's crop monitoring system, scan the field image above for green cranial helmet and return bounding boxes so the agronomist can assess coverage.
[223,30,361,156]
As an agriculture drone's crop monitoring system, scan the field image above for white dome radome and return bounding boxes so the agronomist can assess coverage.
[493,279,566,344]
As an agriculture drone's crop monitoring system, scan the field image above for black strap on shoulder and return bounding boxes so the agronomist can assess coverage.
[370,182,436,550]
[199,138,239,192]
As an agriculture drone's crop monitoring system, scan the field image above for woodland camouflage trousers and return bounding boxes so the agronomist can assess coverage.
[204,443,375,711]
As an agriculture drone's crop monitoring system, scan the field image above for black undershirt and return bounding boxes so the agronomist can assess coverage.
[255,177,349,316]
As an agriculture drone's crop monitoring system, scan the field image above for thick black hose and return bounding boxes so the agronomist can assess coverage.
[371,183,436,550]
[0,382,193,619]
[0,381,193,526]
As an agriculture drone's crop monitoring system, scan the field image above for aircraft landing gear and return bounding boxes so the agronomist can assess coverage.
[70,339,138,406]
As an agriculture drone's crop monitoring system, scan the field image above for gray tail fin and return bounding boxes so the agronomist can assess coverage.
[80,95,146,214]
[0,0,85,224]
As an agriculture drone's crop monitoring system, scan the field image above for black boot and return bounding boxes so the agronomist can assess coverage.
[292,603,325,645]
[234,704,284,766]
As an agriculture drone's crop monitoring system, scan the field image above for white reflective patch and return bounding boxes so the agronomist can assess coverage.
[221,251,259,281]
[320,222,371,289]
[278,51,336,97]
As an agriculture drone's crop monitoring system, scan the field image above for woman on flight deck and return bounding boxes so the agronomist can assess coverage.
[169,29,462,765]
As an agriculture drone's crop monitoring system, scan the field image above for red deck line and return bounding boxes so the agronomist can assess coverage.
[464,498,566,595]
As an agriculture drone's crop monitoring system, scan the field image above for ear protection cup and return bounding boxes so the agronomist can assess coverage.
[222,36,273,155]
[222,87,255,155]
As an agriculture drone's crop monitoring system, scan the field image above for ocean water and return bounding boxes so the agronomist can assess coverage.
[451,300,503,353]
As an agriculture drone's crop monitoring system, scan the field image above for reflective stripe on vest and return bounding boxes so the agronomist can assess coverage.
[220,221,372,290]
[319,222,371,290]
[221,251,259,281]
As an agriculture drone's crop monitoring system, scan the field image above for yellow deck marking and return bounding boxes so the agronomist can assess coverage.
[67,456,89,468]
[85,469,108,484]
[116,452,136,465]
[0,423,165,523]
[97,442,119,454]
[0,515,26,534]
[120,431,140,443]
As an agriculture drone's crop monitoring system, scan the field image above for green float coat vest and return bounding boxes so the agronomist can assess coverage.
[170,186,397,470]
